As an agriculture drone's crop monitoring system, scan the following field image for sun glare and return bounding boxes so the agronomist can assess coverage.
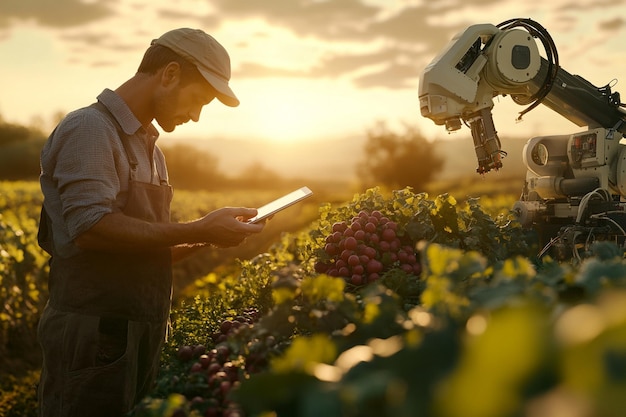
[252,86,319,143]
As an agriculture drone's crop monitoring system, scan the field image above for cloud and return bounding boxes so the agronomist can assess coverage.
[212,0,380,39]
[598,17,625,32]
[554,0,625,12]
[310,47,424,86]
[211,1,518,89]
[220,1,469,89]
[154,8,220,28]
[60,32,109,48]
[235,62,307,78]
[2,0,624,91]
[0,0,114,28]
[352,62,420,89]
[234,44,425,88]
[312,48,411,78]
[58,29,150,68]
[366,6,467,53]
[234,0,625,90]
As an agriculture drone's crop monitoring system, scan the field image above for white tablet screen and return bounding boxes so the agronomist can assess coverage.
[248,186,314,223]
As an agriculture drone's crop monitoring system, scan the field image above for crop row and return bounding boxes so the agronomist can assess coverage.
[4,183,626,417]
[131,188,626,417]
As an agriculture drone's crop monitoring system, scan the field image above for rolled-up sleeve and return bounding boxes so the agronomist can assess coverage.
[47,109,125,240]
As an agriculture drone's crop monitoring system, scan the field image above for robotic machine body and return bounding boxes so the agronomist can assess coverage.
[419,19,626,261]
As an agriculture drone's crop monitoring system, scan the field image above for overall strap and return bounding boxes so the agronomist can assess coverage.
[89,101,139,180]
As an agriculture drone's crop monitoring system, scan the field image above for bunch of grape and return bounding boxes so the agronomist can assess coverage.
[175,308,261,417]
[316,210,420,286]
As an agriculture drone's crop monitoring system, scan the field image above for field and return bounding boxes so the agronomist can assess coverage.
[2,180,626,417]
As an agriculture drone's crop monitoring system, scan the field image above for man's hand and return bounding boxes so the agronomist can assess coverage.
[196,207,265,247]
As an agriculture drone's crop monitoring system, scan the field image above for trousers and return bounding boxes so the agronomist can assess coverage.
[37,303,168,417]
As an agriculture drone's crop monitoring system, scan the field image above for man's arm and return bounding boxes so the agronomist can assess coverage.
[74,207,264,252]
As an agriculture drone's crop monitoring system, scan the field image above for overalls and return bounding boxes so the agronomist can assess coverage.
[37,102,174,417]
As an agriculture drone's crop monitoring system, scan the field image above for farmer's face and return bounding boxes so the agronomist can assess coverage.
[153,63,215,133]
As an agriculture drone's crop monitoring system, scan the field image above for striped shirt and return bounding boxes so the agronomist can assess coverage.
[40,88,170,258]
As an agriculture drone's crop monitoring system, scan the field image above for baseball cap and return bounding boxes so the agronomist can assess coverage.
[152,28,239,107]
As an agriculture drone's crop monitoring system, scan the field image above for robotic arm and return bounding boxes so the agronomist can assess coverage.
[419,18,626,261]
[419,18,626,174]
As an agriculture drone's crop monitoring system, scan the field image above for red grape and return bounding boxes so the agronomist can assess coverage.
[319,209,420,287]
[344,236,358,250]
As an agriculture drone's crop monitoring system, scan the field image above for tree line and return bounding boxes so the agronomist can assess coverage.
[0,118,443,191]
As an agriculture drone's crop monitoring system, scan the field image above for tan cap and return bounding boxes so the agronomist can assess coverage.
[152,28,239,107]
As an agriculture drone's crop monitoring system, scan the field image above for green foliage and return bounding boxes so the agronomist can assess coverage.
[133,187,533,416]
[0,182,48,351]
[0,370,40,417]
[0,181,321,417]
[228,239,626,417]
[165,255,276,358]
[148,187,626,417]
[7,182,626,417]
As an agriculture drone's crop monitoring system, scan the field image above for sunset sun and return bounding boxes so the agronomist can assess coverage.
[247,82,325,143]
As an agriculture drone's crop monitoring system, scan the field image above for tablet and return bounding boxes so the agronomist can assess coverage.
[248,186,314,224]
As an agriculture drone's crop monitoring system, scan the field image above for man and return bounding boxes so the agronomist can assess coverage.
[36,28,265,417]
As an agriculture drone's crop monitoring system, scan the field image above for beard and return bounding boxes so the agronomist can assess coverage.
[153,87,182,132]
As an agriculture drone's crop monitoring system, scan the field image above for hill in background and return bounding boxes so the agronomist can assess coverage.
[178,133,531,182]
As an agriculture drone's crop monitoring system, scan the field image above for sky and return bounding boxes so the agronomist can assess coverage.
[1,0,626,147]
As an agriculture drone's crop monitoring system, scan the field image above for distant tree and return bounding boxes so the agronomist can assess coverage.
[51,111,67,128]
[235,161,282,189]
[0,120,46,179]
[161,143,226,191]
[356,122,444,191]
[0,120,35,147]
